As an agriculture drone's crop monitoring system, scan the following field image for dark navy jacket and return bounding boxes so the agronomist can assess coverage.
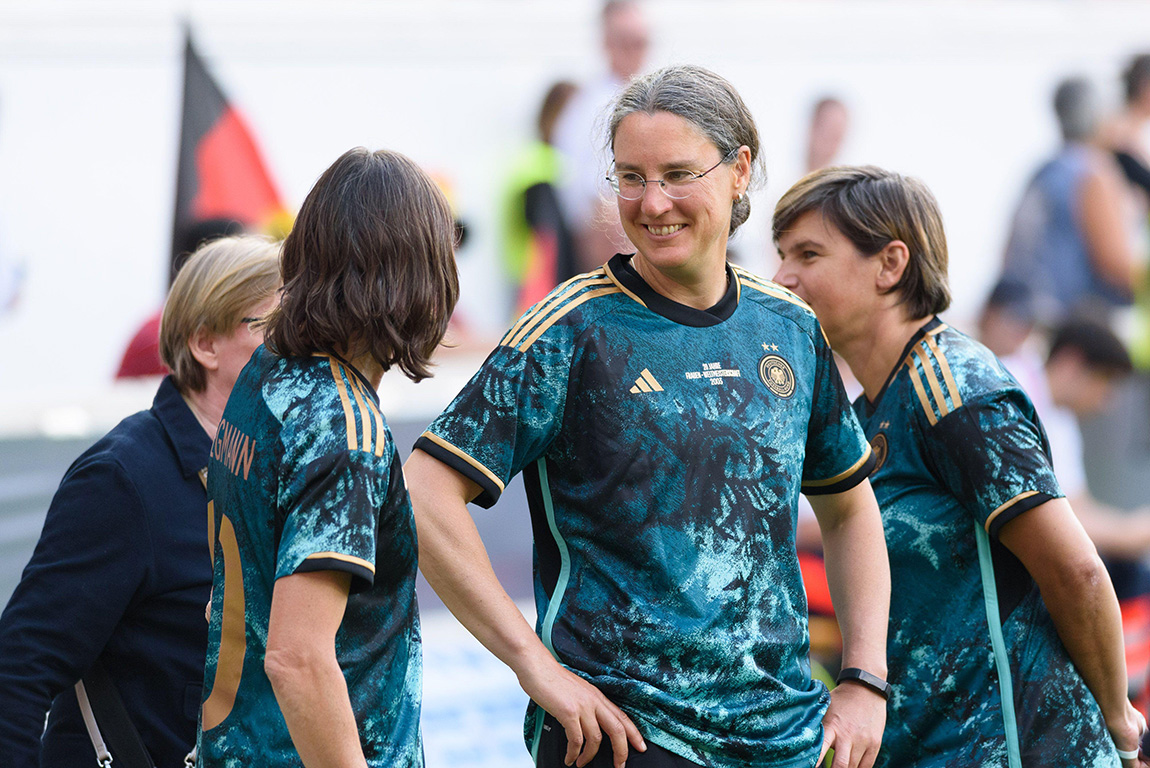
[0,377,212,768]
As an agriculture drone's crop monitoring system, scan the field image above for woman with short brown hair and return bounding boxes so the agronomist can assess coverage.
[774,165,1145,767]
[198,147,458,768]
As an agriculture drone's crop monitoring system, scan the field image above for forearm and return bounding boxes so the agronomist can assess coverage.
[1039,551,1129,722]
[0,465,147,767]
[809,483,889,768]
[0,610,76,767]
[810,482,890,676]
[1080,166,1141,294]
[266,570,365,768]
[411,477,555,680]
[267,652,366,768]
[1001,498,1144,754]
[407,452,647,766]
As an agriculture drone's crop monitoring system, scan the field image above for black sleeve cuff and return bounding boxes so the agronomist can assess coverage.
[802,448,877,496]
[987,492,1055,540]
[413,435,502,509]
[295,557,375,594]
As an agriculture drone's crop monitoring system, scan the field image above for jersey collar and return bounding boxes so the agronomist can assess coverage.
[329,352,381,404]
[605,253,738,327]
[860,316,945,417]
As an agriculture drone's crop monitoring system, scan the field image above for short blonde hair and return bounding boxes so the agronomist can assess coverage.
[160,234,282,393]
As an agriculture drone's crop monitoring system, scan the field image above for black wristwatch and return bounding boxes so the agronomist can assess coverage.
[836,667,892,700]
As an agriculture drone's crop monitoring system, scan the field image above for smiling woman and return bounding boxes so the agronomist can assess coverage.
[406,64,892,768]
[603,65,762,309]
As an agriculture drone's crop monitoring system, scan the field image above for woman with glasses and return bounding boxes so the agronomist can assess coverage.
[0,235,280,768]
[406,65,891,768]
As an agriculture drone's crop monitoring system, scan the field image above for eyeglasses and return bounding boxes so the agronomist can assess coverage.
[607,147,737,200]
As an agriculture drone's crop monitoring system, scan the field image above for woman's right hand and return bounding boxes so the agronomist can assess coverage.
[516,652,646,768]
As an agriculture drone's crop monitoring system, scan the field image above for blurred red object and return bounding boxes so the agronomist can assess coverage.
[115,310,167,379]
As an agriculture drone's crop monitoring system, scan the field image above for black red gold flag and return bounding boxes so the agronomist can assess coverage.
[170,30,286,283]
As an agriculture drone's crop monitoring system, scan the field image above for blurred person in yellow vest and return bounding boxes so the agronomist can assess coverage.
[501,81,579,319]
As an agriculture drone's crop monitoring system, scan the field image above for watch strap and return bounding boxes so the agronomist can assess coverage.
[836,667,892,700]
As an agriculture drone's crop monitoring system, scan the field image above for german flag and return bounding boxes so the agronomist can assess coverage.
[170,30,287,282]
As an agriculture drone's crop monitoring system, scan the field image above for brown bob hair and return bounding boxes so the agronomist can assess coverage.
[263,147,459,382]
[773,165,951,319]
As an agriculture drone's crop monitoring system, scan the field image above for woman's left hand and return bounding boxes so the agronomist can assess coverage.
[817,681,886,768]
[1109,701,1150,768]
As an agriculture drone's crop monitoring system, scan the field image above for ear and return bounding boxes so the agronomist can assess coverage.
[731,145,752,200]
[188,327,221,373]
[875,240,910,292]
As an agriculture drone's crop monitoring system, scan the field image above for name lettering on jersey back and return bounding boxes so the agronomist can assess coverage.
[685,361,742,386]
[212,418,256,481]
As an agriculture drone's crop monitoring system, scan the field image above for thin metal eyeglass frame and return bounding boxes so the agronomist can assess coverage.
[606,147,738,200]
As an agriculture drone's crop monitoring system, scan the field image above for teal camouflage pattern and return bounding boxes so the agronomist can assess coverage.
[197,348,423,768]
[417,255,874,768]
[857,318,1118,768]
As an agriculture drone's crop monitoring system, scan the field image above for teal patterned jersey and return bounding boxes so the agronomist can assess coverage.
[197,348,423,768]
[416,255,874,768]
[857,319,1117,768]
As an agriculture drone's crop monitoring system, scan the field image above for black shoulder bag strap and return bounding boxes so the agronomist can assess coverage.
[75,661,156,768]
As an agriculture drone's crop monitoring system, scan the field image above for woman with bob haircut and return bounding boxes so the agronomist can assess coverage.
[407,65,890,768]
[0,234,280,768]
[773,165,1147,767]
[196,147,459,768]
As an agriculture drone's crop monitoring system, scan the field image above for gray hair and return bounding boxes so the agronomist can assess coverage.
[1053,77,1099,142]
[606,64,764,235]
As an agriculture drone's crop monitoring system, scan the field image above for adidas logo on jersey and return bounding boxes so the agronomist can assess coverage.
[630,368,663,394]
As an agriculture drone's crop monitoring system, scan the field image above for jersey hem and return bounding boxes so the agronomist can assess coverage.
[637,716,820,768]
